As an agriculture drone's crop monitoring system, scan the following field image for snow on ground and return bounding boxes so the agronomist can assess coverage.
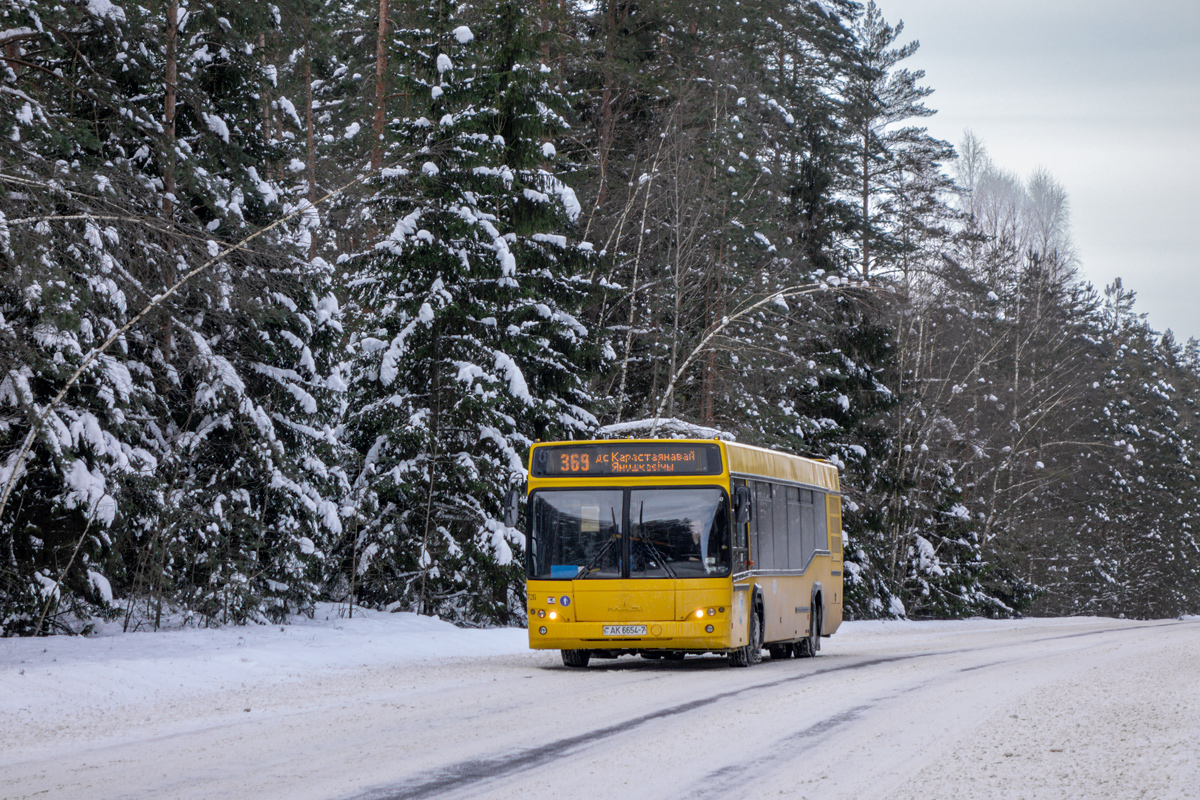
[0,604,526,723]
[2,613,1198,800]
[0,610,1069,724]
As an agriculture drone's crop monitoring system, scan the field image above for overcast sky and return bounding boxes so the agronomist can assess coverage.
[879,0,1200,342]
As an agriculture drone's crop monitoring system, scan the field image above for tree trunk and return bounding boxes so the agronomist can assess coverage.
[163,1,178,223]
[305,51,317,258]
[861,130,870,280]
[161,0,179,358]
[371,0,390,172]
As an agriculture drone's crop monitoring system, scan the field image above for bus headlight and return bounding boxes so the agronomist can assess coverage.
[548,611,558,620]
[705,624,714,633]
[539,626,547,635]
[695,609,705,619]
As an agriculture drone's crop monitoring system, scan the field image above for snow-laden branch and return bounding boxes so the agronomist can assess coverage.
[0,167,384,525]
[648,282,883,437]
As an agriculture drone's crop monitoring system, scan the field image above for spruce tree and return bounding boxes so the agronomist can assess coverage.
[342,0,599,623]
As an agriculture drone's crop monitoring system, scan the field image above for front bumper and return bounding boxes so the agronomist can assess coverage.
[528,618,733,651]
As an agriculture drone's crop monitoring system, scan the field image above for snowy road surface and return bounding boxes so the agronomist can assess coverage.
[2,613,1198,799]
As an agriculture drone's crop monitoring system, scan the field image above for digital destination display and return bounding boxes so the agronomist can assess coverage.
[532,443,722,477]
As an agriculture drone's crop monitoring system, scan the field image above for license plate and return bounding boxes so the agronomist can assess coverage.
[603,625,647,636]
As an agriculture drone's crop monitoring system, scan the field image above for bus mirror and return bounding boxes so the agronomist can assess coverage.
[503,487,520,528]
[734,486,752,524]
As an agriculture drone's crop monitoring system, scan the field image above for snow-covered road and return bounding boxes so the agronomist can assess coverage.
[3,614,1198,799]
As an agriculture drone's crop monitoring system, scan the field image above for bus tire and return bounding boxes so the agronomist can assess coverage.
[729,607,763,668]
[561,650,590,668]
[750,606,764,664]
[796,602,820,658]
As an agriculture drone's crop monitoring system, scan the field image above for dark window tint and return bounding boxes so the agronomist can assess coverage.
[772,484,789,570]
[814,491,828,552]
[629,488,731,578]
[528,490,624,579]
[786,486,803,569]
[753,481,773,569]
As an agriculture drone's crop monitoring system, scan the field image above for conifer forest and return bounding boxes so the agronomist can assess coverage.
[3,0,1198,636]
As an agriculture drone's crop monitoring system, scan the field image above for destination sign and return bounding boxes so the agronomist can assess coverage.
[532,443,722,477]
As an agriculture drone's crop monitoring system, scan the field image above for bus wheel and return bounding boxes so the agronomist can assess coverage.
[796,603,820,658]
[729,610,763,668]
[561,650,590,668]
[749,609,764,664]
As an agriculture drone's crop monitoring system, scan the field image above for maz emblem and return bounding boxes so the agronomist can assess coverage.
[608,600,642,613]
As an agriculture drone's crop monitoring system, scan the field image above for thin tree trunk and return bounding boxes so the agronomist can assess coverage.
[371,0,390,172]
[163,0,178,222]
[595,0,619,211]
[861,132,870,280]
[161,0,179,359]
[305,51,317,258]
[418,328,442,616]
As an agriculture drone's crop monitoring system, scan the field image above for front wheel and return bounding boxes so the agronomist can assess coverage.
[561,650,590,668]
[729,609,763,668]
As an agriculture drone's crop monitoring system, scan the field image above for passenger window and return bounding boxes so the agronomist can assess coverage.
[814,491,828,552]
[772,483,788,570]
[786,486,803,569]
[753,481,773,569]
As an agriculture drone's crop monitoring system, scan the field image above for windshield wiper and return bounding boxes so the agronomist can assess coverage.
[634,535,676,577]
[634,501,675,577]
[577,536,618,578]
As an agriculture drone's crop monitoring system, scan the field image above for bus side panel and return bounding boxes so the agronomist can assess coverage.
[824,494,844,635]
[759,574,814,644]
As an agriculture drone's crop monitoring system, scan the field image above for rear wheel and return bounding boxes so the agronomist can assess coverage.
[561,650,590,668]
[795,602,820,658]
[664,652,686,661]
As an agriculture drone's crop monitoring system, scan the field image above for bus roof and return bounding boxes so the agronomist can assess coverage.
[529,439,840,494]
[723,440,840,493]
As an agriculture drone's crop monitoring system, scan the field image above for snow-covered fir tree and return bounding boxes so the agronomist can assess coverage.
[0,0,344,633]
[341,0,599,623]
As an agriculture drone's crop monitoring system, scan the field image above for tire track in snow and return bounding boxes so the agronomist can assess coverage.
[349,620,1193,800]
[346,653,943,800]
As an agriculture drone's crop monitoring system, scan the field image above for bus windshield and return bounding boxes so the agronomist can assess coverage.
[528,488,730,580]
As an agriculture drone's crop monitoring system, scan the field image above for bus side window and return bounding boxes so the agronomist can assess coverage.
[799,489,817,566]
[732,479,749,572]
[772,483,788,570]
[814,491,828,551]
[786,486,803,570]
[754,480,773,570]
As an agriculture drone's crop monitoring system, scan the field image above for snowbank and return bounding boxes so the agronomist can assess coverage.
[0,604,527,719]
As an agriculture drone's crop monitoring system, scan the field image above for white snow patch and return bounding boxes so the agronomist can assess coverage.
[599,418,734,441]
[494,352,531,403]
[201,112,231,143]
[85,0,126,21]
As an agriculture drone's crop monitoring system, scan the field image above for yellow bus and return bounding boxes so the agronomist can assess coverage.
[511,439,844,668]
